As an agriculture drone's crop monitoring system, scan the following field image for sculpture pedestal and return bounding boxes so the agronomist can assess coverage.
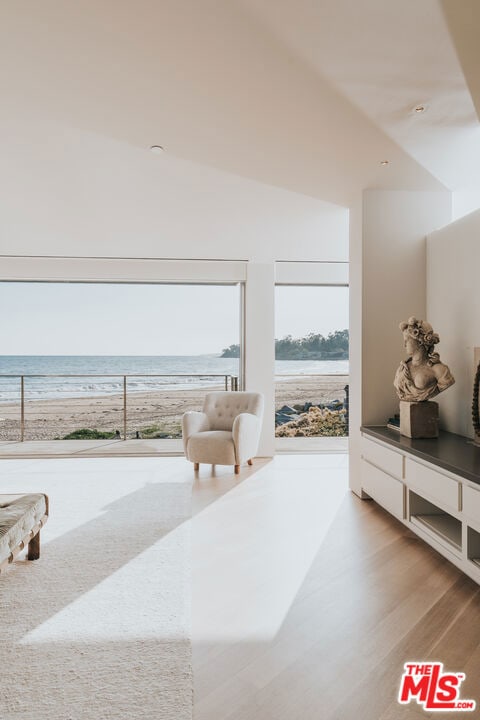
[400,400,439,439]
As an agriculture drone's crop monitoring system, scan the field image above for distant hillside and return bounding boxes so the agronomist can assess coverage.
[221,330,349,360]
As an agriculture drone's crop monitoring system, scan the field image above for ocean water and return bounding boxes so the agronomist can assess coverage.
[0,356,349,402]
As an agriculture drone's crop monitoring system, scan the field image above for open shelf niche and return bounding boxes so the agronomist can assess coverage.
[409,491,462,553]
[467,526,480,568]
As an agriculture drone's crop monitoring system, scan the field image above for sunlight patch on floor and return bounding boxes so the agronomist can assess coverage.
[1,453,349,647]
[192,454,348,643]
[1,456,192,645]
[0,456,189,543]
[20,522,190,644]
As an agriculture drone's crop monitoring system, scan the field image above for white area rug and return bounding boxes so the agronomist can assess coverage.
[0,457,192,720]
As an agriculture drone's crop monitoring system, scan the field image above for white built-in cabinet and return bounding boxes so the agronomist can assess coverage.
[361,430,480,584]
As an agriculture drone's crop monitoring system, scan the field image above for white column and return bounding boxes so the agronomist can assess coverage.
[244,262,275,456]
[348,196,363,496]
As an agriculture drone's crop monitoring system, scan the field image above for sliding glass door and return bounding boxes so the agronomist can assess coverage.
[275,284,349,449]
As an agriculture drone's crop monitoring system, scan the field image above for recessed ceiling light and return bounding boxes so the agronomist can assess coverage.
[150,145,165,154]
[380,160,390,166]
[413,104,427,114]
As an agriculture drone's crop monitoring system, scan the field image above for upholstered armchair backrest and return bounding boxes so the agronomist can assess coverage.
[203,392,264,431]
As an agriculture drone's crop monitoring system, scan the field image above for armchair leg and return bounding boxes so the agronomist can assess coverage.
[248,459,253,466]
[194,463,199,471]
[234,464,240,475]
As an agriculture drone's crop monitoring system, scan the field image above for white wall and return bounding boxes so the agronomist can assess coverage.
[427,208,480,437]
[452,188,480,220]
[362,190,451,426]
[349,189,451,495]
[0,119,348,263]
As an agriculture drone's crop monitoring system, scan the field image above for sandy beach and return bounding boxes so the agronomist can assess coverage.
[0,375,348,441]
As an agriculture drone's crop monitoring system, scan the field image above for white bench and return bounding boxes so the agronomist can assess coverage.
[0,494,49,574]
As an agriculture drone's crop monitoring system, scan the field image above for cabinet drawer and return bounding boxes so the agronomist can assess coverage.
[361,459,404,520]
[361,437,403,480]
[406,458,458,512]
[463,485,480,527]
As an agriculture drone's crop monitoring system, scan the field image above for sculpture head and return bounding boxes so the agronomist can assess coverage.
[399,317,440,365]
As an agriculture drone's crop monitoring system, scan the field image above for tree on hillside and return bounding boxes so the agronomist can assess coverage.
[221,343,240,358]
[221,330,349,360]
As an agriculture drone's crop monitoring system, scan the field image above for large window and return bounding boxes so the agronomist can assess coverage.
[275,285,349,442]
[0,282,242,442]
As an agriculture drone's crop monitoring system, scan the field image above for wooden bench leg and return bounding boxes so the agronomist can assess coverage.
[194,462,199,471]
[234,464,240,475]
[248,459,253,466]
[27,531,40,561]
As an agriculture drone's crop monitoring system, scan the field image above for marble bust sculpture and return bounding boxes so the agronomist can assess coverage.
[394,317,455,402]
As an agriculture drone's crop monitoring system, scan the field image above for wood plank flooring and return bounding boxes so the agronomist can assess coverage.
[192,455,480,720]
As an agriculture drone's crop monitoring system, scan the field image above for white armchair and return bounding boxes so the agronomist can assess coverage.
[182,391,264,474]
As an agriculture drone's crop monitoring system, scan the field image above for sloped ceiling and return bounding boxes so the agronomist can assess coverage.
[0,0,450,209]
[242,0,480,193]
[441,0,480,123]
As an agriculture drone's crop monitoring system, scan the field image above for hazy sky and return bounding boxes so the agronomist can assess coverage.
[0,282,348,355]
[276,285,348,340]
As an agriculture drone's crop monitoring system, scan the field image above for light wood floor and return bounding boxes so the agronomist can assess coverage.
[192,456,480,720]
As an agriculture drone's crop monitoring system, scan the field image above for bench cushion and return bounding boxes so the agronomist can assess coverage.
[0,494,47,565]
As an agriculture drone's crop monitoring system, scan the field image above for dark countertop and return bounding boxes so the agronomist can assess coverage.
[362,426,480,486]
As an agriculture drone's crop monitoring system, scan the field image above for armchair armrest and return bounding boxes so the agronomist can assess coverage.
[232,412,261,464]
[182,411,210,457]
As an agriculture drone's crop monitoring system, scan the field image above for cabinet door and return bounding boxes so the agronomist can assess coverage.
[361,437,403,480]
[361,459,404,520]
[405,458,459,513]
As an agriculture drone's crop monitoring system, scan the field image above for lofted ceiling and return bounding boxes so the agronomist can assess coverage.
[1,0,478,208]
[242,0,480,193]
[441,0,480,124]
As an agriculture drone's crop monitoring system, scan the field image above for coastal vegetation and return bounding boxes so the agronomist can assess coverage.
[59,421,182,440]
[137,421,182,439]
[275,407,347,437]
[60,428,117,440]
[221,329,349,360]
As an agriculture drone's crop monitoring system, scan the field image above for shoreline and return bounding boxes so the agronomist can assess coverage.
[0,375,348,441]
